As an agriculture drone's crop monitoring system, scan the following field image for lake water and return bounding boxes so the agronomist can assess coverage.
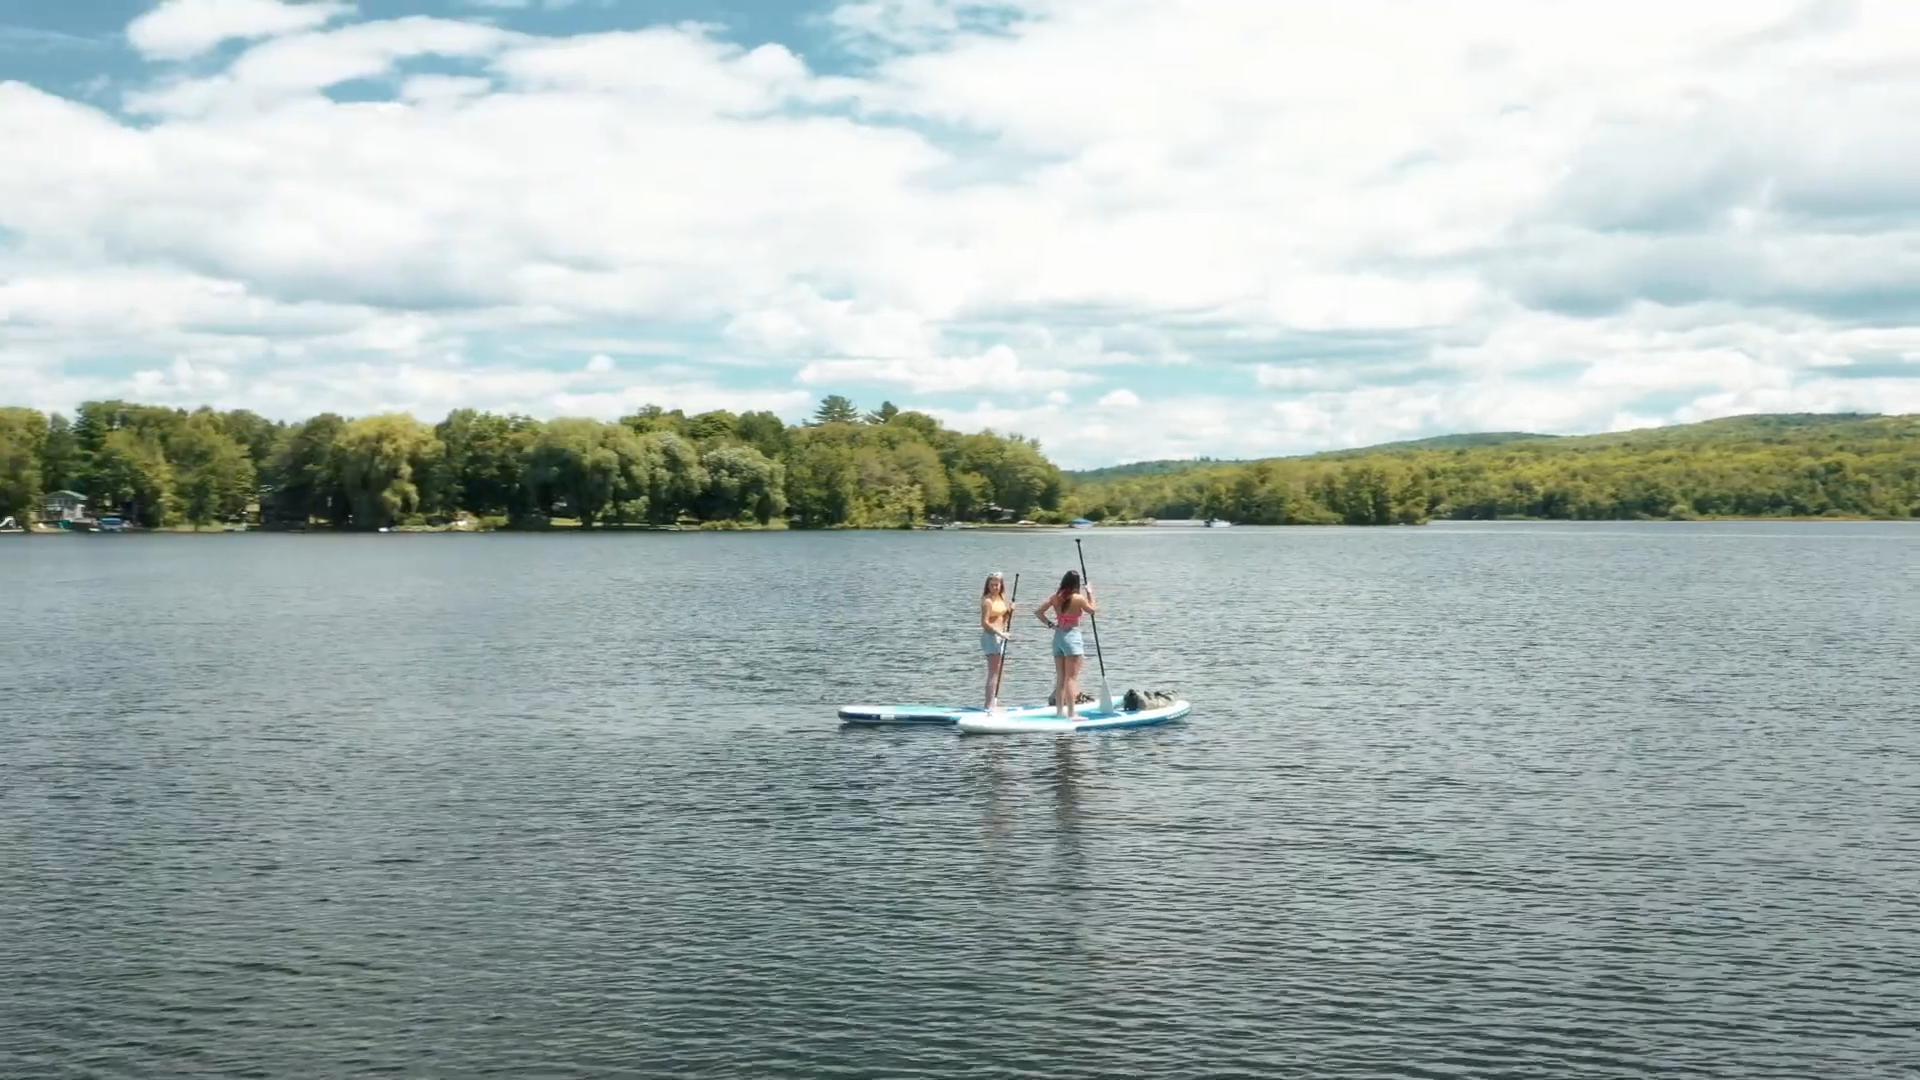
[3,523,1917,1079]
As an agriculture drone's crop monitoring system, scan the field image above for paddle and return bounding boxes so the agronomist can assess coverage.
[1074,538,1115,713]
[991,572,1019,711]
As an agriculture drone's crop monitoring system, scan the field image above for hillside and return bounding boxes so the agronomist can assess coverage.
[1066,412,1920,525]
[1067,456,1247,482]
[1065,431,1556,482]
[1303,430,1559,460]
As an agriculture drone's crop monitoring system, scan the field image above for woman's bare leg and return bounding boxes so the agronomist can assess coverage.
[1052,653,1068,716]
[984,654,1003,710]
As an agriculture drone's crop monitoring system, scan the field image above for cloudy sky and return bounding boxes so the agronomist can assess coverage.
[2,0,1917,468]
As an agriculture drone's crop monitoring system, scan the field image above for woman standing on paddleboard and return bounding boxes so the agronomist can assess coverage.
[980,572,1015,712]
[1035,570,1097,718]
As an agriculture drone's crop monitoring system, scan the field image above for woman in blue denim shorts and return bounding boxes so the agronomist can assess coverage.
[979,572,1015,711]
[1034,570,1097,718]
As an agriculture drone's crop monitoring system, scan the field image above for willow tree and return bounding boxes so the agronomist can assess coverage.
[332,413,443,529]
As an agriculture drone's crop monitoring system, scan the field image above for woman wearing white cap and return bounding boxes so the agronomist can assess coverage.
[979,572,1015,711]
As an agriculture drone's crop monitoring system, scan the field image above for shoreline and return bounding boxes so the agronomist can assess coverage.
[7,513,1912,537]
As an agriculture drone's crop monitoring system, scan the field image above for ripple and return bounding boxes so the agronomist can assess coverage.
[3,526,1918,1078]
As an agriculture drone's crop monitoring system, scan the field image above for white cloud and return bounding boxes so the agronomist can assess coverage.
[930,394,1316,469]
[127,0,355,61]
[125,17,518,115]
[495,30,811,114]
[797,342,1094,394]
[5,0,1920,458]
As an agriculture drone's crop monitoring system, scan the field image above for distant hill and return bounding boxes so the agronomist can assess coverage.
[1303,430,1558,460]
[1064,411,1919,525]
[1067,456,1247,482]
[1067,430,1555,480]
[1069,413,1885,478]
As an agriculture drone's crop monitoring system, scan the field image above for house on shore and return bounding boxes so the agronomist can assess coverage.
[42,490,89,524]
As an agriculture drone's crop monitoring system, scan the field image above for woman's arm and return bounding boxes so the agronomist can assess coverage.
[1034,591,1057,627]
[1079,586,1097,613]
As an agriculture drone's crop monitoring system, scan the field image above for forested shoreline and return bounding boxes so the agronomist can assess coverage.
[6,402,1916,533]
[0,395,1065,531]
[1065,413,1920,524]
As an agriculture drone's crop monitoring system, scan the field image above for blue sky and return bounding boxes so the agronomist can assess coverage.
[3,0,1919,468]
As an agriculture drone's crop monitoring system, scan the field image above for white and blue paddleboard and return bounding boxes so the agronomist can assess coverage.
[837,701,1057,726]
[953,698,1191,735]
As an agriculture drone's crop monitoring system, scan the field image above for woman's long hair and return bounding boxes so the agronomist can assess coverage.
[983,573,1006,597]
[1054,570,1081,611]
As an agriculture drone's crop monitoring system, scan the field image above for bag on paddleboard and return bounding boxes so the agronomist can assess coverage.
[1048,690,1098,705]
[1123,688,1178,711]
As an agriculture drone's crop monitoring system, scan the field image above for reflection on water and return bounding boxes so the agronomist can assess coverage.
[1049,735,1085,831]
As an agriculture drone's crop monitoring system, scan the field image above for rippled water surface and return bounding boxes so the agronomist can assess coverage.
[5,523,1919,1079]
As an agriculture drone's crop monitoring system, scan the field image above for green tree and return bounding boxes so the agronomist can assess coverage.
[811,394,862,426]
[979,435,1060,517]
[638,432,709,525]
[736,410,789,459]
[697,445,787,523]
[525,418,665,527]
[267,414,351,525]
[783,433,859,527]
[686,410,740,443]
[89,428,174,527]
[167,413,257,525]
[216,409,284,477]
[437,409,539,520]
[73,401,188,458]
[332,414,442,529]
[41,414,80,494]
[0,407,48,525]
[620,405,689,436]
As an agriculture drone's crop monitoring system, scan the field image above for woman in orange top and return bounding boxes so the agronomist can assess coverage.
[979,572,1015,711]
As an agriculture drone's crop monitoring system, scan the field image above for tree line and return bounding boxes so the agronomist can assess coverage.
[0,393,1065,530]
[1066,413,1920,524]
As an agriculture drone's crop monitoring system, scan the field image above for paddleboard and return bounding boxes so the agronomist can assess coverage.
[953,698,1191,735]
[837,701,1058,726]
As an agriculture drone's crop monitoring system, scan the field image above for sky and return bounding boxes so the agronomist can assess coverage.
[2,0,1919,469]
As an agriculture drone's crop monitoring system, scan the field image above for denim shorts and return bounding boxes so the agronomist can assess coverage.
[981,630,1007,656]
[1052,626,1084,657]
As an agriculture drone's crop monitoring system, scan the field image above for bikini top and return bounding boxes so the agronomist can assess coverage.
[1054,591,1083,628]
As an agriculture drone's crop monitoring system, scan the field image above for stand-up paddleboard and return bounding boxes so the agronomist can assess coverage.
[837,701,1057,726]
[954,698,1191,735]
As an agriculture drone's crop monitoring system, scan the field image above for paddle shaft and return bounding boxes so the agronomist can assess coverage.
[1073,538,1113,709]
[1002,572,1019,678]
[988,573,1019,708]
